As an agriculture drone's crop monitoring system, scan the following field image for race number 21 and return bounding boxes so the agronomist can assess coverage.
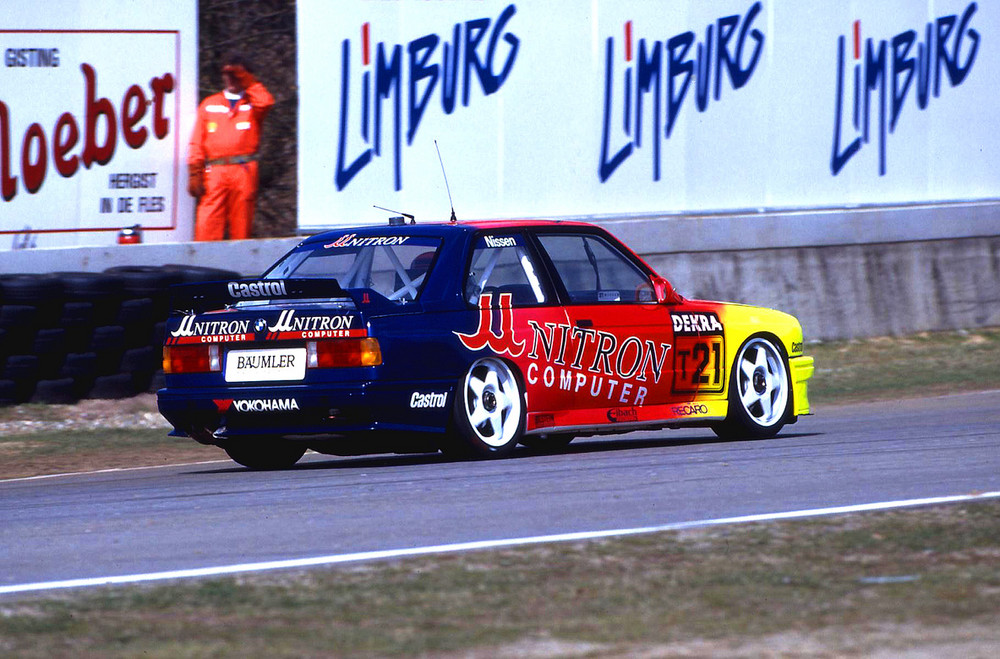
[672,337,725,394]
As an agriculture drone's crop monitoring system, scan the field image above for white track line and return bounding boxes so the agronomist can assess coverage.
[2,490,998,596]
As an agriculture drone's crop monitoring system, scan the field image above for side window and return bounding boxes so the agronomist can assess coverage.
[537,233,653,304]
[465,233,548,306]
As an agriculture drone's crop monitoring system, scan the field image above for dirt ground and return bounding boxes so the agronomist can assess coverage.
[444,624,1000,659]
[0,394,168,437]
[0,395,221,479]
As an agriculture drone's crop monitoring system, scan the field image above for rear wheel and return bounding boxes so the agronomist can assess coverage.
[713,336,790,440]
[223,438,306,470]
[447,358,524,458]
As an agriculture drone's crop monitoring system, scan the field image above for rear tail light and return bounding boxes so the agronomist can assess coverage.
[163,344,221,374]
[163,339,382,374]
[307,338,382,368]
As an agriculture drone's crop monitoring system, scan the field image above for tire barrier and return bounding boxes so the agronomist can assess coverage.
[0,265,240,406]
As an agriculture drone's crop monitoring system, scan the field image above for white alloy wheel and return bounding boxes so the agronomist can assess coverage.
[734,337,789,429]
[461,358,523,451]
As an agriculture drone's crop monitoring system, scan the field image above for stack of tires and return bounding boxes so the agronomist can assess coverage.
[0,265,239,406]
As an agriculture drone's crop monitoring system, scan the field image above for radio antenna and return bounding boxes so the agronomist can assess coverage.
[434,140,457,223]
[373,205,415,225]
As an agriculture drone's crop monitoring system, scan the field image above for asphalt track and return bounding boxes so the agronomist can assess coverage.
[2,390,999,595]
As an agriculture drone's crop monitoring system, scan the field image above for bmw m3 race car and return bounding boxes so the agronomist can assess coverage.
[157,220,814,469]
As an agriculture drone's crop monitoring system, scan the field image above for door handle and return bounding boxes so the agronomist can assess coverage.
[575,319,594,328]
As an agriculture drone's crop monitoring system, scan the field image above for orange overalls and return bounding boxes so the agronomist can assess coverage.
[188,80,274,241]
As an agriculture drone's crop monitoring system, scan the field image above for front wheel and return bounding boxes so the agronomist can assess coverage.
[223,437,307,470]
[445,357,525,458]
[712,336,791,440]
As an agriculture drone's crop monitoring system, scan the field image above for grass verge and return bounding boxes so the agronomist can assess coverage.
[807,326,1000,404]
[2,500,999,657]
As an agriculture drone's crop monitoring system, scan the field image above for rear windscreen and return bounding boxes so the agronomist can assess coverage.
[265,236,442,304]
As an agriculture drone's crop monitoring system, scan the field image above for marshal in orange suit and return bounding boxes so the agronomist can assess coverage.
[187,54,274,241]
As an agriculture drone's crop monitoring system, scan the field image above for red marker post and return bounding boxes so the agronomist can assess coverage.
[117,224,142,244]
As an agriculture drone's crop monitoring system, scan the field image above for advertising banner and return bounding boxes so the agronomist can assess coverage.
[298,0,998,230]
[0,2,197,250]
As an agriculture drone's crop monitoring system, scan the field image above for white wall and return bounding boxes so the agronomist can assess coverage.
[298,0,998,229]
[0,1,198,250]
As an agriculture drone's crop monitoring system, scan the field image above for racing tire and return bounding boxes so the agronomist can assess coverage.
[103,266,184,320]
[0,380,17,407]
[117,297,154,325]
[87,373,135,399]
[4,355,39,403]
[56,272,124,327]
[61,352,98,397]
[161,264,241,284]
[0,274,63,328]
[0,305,39,354]
[90,326,126,375]
[446,357,525,459]
[712,335,791,440]
[0,303,38,329]
[120,346,157,372]
[223,438,307,470]
[31,378,80,404]
[32,328,68,379]
[0,379,15,407]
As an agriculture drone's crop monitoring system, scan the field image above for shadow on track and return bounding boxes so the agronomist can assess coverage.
[186,430,823,475]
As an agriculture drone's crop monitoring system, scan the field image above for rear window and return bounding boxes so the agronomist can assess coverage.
[265,235,441,304]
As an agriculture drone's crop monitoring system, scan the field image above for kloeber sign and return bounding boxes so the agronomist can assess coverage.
[297,0,998,230]
[0,2,196,250]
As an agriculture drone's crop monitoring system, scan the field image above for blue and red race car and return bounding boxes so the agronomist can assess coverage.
[157,220,814,469]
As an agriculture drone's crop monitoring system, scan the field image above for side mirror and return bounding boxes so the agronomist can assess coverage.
[652,276,682,305]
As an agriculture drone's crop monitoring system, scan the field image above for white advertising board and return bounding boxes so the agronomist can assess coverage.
[0,2,197,250]
[298,0,998,229]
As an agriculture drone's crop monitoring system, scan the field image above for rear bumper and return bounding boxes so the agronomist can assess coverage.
[789,355,814,416]
[157,380,455,442]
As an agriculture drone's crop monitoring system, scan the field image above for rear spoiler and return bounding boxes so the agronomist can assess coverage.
[168,278,362,314]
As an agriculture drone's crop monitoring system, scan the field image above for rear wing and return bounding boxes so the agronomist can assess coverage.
[168,278,359,314]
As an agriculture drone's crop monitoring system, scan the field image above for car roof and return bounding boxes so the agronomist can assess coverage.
[299,219,599,245]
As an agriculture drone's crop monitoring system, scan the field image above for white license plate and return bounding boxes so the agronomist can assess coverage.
[224,348,307,383]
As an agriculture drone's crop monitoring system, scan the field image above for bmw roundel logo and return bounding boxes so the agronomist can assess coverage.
[254,318,268,332]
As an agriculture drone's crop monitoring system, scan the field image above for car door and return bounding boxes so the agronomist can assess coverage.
[456,230,572,426]
[531,230,676,429]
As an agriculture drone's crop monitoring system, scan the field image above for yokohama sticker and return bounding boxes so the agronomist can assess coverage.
[229,398,300,413]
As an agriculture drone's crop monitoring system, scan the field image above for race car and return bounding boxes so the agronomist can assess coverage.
[157,220,814,469]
